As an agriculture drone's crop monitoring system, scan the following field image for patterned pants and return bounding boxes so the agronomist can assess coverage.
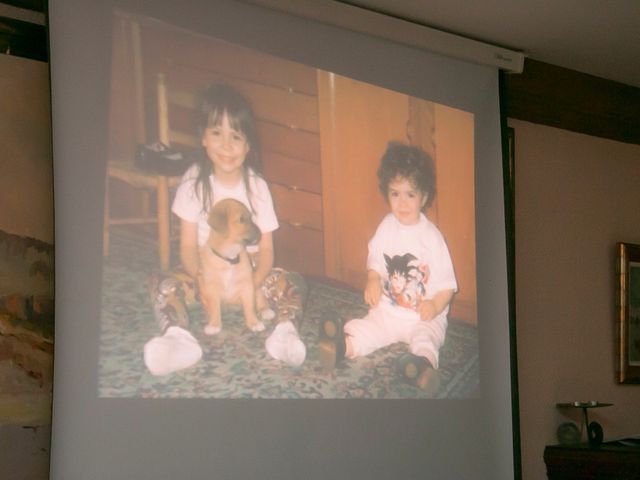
[149,267,308,335]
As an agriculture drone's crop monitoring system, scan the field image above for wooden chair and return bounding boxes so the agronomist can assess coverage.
[103,73,199,270]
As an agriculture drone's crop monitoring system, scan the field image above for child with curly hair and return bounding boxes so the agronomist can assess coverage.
[319,142,457,395]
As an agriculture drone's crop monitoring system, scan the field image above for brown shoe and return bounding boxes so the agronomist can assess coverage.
[318,311,345,372]
[397,353,440,397]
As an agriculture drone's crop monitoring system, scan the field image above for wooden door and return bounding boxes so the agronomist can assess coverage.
[432,104,476,323]
[318,72,407,289]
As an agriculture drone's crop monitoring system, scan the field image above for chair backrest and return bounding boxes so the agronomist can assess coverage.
[156,73,200,150]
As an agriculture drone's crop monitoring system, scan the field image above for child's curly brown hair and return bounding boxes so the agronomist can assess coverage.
[377,142,436,208]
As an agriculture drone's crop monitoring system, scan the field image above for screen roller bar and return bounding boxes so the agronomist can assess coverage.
[241,0,525,73]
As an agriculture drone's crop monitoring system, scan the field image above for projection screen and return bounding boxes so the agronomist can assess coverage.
[49,0,515,478]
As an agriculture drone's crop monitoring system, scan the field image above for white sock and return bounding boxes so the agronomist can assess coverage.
[265,320,306,367]
[260,308,276,321]
[144,326,203,376]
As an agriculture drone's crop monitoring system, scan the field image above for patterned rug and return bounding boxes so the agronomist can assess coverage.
[99,232,479,399]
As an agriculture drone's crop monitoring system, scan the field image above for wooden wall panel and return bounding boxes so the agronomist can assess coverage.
[273,224,324,276]
[433,104,476,323]
[258,123,320,165]
[270,184,323,231]
[262,152,322,193]
[318,71,406,289]
[138,17,317,95]
[503,59,640,145]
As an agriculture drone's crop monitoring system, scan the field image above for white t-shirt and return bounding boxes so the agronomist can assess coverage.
[367,213,458,315]
[172,164,279,247]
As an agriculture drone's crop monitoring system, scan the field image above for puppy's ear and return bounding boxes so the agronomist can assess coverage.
[208,202,230,237]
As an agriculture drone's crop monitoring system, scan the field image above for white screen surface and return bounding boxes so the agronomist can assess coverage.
[49,0,515,478]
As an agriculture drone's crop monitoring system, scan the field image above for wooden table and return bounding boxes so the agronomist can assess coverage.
[544,441,640,479]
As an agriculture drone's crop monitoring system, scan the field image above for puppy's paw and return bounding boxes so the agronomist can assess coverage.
[260,308,276,321]
[247,320,266,332]
[204,324,222,336]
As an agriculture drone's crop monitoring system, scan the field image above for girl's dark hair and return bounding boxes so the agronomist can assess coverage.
[377,142,436,208]
[194,84,262,214]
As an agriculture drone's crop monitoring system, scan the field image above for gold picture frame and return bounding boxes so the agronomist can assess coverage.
[616,242,640,383]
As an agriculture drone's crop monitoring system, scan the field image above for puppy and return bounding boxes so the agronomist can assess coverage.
[198,198,266,335]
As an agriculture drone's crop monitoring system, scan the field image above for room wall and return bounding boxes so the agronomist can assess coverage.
[3,5,637,478]
[511,118,640,479]
[0,53,53,241]
[0,53,53,480]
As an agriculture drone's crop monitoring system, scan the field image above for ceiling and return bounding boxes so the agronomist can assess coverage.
[1,0,638,87]
[341,0,640,87]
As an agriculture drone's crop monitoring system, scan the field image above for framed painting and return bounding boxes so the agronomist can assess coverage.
[616,242,640,383]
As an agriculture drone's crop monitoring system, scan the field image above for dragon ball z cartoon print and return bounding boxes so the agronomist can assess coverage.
[383,253,430,311]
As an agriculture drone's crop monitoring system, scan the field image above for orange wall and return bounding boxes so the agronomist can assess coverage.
[512,118,640,479]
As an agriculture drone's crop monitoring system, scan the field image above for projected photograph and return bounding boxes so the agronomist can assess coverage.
[99,11,478,399]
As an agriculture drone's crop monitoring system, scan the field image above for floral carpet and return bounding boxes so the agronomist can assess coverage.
[99,232,479,399]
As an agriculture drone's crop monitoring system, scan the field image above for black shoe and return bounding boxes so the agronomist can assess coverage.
[397,353,440,397]
[318,311,345,372]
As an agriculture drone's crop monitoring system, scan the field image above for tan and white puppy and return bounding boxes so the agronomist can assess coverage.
[198,198,266,335]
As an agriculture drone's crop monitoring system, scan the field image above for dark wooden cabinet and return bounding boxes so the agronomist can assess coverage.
[544,442,640,479]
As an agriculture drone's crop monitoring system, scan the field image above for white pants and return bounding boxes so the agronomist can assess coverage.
[344,302,447,368]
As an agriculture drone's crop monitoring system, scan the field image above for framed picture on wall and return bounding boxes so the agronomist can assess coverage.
[616,242,640,384]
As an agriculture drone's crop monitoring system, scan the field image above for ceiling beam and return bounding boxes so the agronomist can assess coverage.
[503,59,640,145]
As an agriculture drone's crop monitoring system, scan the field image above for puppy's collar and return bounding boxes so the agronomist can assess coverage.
[209,246,240,265]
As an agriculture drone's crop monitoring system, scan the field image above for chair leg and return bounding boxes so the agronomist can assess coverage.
[157,176,170,271]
